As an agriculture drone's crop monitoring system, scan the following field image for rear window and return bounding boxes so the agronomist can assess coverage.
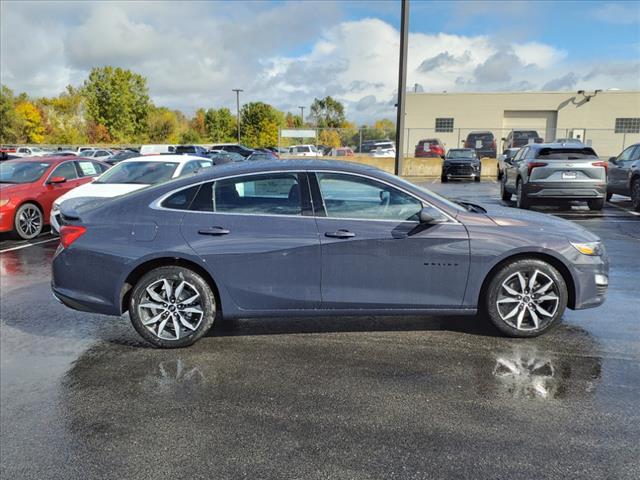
[467,133,493,141]
[535,148,598,159]
[94,161,178,184]
[514,131,538,138]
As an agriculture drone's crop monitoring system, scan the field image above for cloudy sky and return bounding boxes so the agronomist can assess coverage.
[1,0,639,123]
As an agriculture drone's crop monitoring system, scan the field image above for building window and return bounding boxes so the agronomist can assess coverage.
[435,118,454,133]
[615,118,640,134]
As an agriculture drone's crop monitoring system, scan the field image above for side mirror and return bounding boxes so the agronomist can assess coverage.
[48,176,67,184]
[419,207,436,224]
[608,156,617,164]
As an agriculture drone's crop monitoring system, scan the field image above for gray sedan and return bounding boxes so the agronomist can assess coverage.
[52,160,608,348]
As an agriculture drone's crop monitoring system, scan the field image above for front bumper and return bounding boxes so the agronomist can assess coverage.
[526,182,606,199]
[442,163,481,179]
[571,254,609,310]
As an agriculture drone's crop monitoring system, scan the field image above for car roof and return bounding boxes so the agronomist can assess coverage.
[116,154,206,165]
[526,142,592,150]
[4,156,74,165]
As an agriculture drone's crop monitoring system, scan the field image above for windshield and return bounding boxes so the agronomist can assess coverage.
[94,161,178,184]
[0,161,50,184]
[447,150,476,159]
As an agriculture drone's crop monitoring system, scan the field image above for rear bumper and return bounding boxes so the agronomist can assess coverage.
[525,182,606,199]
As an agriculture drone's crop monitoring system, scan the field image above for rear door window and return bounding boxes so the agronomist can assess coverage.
[76,160,99,177]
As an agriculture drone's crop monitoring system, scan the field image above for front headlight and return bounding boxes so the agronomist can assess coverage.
[571,241,603,256]
[0,199,9,208]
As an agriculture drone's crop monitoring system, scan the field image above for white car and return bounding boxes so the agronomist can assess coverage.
[140,144,176,155]
[288,145,322,157]
[369,142,396,158]
[81,149,115,160]
[50,155,213,233]
[13,146,47,157]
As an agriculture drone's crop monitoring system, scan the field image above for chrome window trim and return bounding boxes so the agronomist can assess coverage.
[150,169,459,224]
[44,160,79,183]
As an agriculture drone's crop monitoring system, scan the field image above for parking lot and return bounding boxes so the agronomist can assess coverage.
[1,178,639,479]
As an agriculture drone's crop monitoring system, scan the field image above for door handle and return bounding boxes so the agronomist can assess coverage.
[198,226,230,236]
[325,229,356,239]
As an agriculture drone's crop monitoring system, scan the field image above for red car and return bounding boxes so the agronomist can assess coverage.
[0,156,109,240]
[415,138,445,158]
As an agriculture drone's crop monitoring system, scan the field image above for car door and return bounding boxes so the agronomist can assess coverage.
[504,146,525,191]
[179,172,321,311]
[608,145,638,194]
[40,161,85,218]
[312,172,470,309]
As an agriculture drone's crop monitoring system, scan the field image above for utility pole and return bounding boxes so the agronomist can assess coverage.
[232,89,243,143]
[298,106,305,125]
[394,0,409,176]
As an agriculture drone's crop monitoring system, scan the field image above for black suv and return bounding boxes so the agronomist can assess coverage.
[441,148,481,183]
[502,130,543,150]
[607,143,640,211]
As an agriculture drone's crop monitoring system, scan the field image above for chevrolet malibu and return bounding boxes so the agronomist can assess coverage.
[52,160,608,348]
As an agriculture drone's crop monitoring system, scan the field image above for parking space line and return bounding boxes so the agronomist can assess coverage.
[608,202,640,217]
[0,238,58,253]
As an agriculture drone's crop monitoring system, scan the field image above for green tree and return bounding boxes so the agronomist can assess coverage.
[82,66,151,142]
[190,108,207,140]
[178,129,202,144]
[0,85,18,143]
[147,107,179,143]
[310,96,345,128]
[240,102,283,148]
[204,107,236,142]
[285,111,303,128]
[38,85,88,144]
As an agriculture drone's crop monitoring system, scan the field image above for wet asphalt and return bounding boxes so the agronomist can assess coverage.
[1,179,639,480]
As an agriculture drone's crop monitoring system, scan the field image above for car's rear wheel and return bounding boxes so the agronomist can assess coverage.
[587,198,605,211]
[440,175,448,183]
[500,177,511,201]
[632,178,640,212]
[14,203,43,240]
[516,180,530,209]
[484,259,567,337]
[129,266,217,348]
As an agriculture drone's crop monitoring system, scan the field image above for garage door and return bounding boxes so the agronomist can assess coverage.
[502,110,558,143]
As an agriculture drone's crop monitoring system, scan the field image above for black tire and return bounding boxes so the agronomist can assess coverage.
[632,178,640,212]
[484,259,568,338]
[497,169,502,181]
[13,202,43,240]
[441,175,448,183]
[474,174,481,182]
[587,198,605,211]
[605,192,613,202]
[129,266,217,348]
[516,180,530,209]
[500,177,512,201]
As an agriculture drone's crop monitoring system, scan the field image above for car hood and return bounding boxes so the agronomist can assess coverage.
[477,203,600,243]
[54,182,148,206]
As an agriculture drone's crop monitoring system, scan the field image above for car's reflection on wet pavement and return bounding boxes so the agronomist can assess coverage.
[1,182,639,479]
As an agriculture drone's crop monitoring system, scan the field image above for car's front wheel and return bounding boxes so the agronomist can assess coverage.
[484,259,568,337]
[14,203,43,240]
[129,266,217,348]
[500,177,511,201]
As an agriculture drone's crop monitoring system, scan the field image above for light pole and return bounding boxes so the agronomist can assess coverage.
[232,88,243,143]
[394,0,409,175]
[298,106,305,125]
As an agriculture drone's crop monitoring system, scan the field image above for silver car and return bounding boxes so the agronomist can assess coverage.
[500,143,607,210]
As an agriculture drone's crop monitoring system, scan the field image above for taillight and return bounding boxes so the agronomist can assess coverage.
[60,225,86,248]
[491,140,496,149]
[592,161,608,174]
[527,162,548,176]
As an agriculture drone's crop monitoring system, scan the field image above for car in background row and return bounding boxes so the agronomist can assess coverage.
[0,156,109,239]
[330,147,354,157]
[607,143,640,211]
[441,149,481,183]
[207,151,246,165]
[13,146,48,157]
[210,144,255,158]
[82,149,115,160]
[497,148,520,180]
[358,139,393,154]
[555,138,584,145]
[369,142,395,158]
[247,151,279,162]
[502,130,543,150]
[105,149,140,165]
[288,145,322,157]
[500,143,607,210]
[140,144,176,155]
[465,131,497,158]
[51,159,608,348]
[415,139,445,158]
[1,152,20,161]
[50,155,213,233]
[175,145,210,157]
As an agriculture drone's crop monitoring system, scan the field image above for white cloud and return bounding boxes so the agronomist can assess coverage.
[1,1,638,124]
[589,3,640,25]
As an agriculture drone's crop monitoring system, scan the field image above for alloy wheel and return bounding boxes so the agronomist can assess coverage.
[16,205,42,239]
[632,179,640,211]
[137,278,207,341]
[496,269,560,331]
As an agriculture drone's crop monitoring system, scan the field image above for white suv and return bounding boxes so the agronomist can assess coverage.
[288,145,322,157]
